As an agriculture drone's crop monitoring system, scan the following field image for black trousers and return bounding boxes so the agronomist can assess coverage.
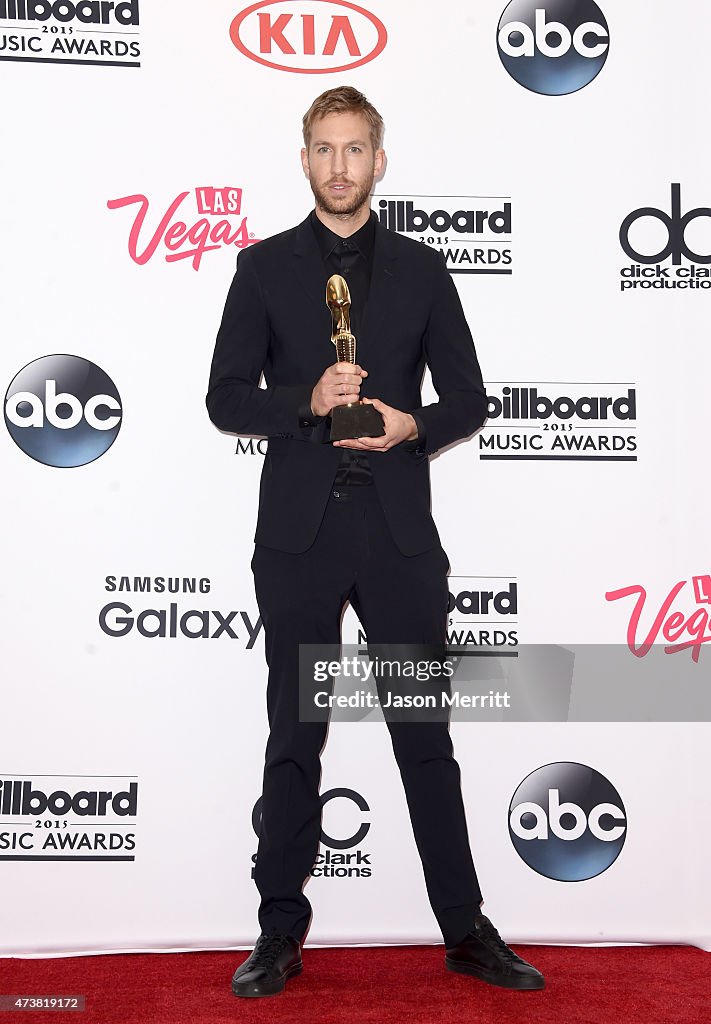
[251,484,483,947]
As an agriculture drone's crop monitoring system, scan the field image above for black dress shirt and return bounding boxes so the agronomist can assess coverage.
[300,209,425,485]
[310,210,376,485]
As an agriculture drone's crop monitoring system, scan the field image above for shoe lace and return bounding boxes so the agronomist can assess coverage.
[250,934,289,969]
[476,916,517,963]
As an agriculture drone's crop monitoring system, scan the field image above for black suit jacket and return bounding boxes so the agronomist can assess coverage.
[206,213,487,555]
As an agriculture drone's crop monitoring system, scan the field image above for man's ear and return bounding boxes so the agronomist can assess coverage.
[374,148,386,181]
[300,147,310,179]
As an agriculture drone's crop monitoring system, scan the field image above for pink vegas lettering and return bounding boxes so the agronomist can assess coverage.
[107,187,259,271]
[605,575,711,662]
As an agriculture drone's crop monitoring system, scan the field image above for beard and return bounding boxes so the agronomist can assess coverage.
[309,174,373,218]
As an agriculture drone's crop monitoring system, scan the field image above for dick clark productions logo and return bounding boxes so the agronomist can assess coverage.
[4,354,122,468]
[252,788,372,878]
[497,0,609,95]
[509,762,626,881]
[619,184,711,292]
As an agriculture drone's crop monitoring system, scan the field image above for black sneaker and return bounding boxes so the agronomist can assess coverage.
[231,933,303,997]
[445,914,545,991]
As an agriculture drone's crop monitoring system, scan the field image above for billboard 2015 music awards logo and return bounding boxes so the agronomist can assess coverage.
[497,0,609,96]
[446,576,519,649]
[4,354,122,468]
[0,0,141,67]
[99,574,264,647]
[0,776,138,861]
[619,184,711,293]
[480,382,637,461]
[230,0,387,74]
[251,788,372,878]
[355,575,519,651]
[606,574,711,663]
[509,762,626,881]
[107,186,260,272]
[376,195,512,276]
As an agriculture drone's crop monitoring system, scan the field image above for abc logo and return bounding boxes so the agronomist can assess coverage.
[253,788,370,849]
[497,0,609,96]
[508,762,626,881]
[4,354,122,468]
[620,183,711,266]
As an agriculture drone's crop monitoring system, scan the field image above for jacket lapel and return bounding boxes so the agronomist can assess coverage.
[292,216,334,357]
[360,218,398,362]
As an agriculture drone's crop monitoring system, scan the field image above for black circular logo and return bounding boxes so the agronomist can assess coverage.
[620,183,711,266]
[252,788,370,850]
[4,354,122,468]
[508,762,626,881]
[497,0,609,96]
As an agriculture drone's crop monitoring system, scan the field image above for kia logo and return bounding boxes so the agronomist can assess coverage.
[230,0,387,74]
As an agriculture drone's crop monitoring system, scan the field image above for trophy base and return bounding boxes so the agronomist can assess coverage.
[330,402,385,442]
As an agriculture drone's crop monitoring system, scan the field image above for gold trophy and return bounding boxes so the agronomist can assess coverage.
[326,274,385,442]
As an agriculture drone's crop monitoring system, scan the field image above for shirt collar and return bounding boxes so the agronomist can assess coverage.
[309,208,376,262]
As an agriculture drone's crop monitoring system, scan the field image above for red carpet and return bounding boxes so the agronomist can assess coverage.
[2,944,708,1024]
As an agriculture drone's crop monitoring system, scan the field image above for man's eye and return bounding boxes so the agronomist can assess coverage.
[349,147,362,153]
[316,146,330,153]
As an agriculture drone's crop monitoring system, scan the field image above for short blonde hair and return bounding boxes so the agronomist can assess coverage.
[302,86,384,151]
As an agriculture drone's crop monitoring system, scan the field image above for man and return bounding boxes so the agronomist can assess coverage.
[206,86,544,997]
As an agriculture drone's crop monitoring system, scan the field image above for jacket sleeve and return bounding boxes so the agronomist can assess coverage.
[205,248,316,438]
[410,252,488,455]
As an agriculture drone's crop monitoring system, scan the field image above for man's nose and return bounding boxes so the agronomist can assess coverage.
[330,149,347,176]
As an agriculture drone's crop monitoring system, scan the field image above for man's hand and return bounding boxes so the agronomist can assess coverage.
[311,362,368,418]
[333,398,418,452]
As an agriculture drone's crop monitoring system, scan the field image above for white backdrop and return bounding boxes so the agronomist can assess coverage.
[2,0,710,956]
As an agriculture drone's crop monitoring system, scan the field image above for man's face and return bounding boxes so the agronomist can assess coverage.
[301,111,384,219]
